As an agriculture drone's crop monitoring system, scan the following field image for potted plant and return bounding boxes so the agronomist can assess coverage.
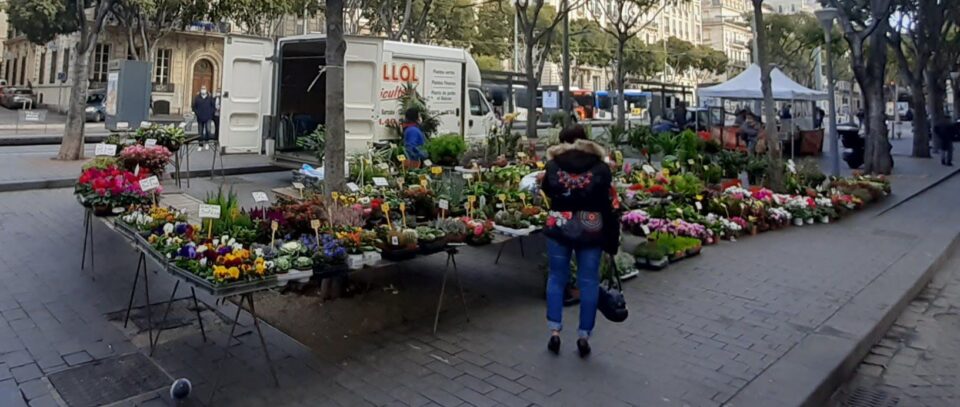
[119,144,173,177]
[633,240,669,271]
[424,134,467,167]
[381,228,420,260]
[416,226,447,254]
[436,217,468,243]
[464,218,494,246]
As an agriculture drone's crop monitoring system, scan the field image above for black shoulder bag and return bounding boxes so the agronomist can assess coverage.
[598,254,628,323]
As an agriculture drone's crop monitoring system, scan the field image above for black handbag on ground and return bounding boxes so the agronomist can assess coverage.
[598,255,628,323]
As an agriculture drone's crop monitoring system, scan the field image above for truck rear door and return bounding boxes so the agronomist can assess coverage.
[220,35,273,154]
[344,37,382,151]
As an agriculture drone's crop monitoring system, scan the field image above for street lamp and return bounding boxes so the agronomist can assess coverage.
[815,7,840,177]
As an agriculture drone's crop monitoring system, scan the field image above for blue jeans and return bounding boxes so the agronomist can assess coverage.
[198,120,212,142]
[546,238,601,338]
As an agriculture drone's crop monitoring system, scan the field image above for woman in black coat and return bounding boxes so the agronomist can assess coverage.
[540,125,619,357]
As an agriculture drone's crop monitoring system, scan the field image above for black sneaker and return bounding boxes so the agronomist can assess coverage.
[577,338,591,358]
[548,336,560,355]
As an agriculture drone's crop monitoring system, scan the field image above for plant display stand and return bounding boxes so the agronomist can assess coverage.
[433,246,470,335]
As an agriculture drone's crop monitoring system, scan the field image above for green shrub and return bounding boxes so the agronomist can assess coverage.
[296,126,326,164]
[424,134,467,166]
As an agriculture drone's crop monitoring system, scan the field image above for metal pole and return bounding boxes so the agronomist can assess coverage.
[514,12,520,72]
[561,0,571,125]
[892,82,899,139]
[824,28,839,176]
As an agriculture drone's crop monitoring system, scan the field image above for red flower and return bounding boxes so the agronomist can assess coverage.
[546,216,557,227]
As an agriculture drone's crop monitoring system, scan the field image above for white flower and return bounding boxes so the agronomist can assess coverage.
[254,248,263,257]
[221,235,229,243]
[212,239,220,246]
[199,258,207,266]
[232,242,243,250]
[162,223,174,236]
[786,159,797,174]
[197,245,208,253]
[166,253,172,259]
[228,238,237,247]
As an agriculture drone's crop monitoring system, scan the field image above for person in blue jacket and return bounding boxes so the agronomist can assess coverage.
[402,108,427,167]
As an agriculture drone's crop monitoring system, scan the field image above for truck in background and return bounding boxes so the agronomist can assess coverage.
[217,34,496,165]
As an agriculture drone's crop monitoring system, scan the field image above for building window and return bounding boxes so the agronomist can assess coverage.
[154,49,172,84]
[20,56,26,86]
[50,51,58,84]
[62,49,70,83]
[11,59,17,86]
[91,43,110,83]
[39,52,46,85]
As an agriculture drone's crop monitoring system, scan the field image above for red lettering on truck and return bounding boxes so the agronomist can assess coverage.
[382,63,419,82]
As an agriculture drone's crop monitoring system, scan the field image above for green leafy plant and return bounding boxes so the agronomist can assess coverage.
[205,187,255,237]
[296,126,326,164]
[389,83,440,138]
[82,156,118,171]
[717,150,748,179]
[424,134,467,166]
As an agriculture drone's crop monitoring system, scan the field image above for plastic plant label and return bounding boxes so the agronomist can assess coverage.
[614,151,624,163]
[696,194,704,201]
[252,191,269,202]
[95,143,117,156]
[687,159,695,165]
[139,176,160,191]
[536,162,545,169]
[116,122,129,130]
[377,163,390,170]
[431,166,443,175]
[420,179,429,188]
[641,164,656,174]
[198,204,222,219]
[346,182,360,192]
[462,173,474,180]
[396,178,405,187]
[292,182,305,190]
[467,195,477,203]
[310,219,321,229]
[271,221,279,231]
[144,139,157,147]
[676,208,683,214]
[134,164,141,176]
[399,202,406,212]
[391,236,399,246]
[424,159,433,167]
[140,121,151,128]
[373,177,389,186]
[498,194,507,202]
[332,192,340,201]
[381,203,391,212]
[695,202,703,210]
[397,155,407,163]
[438,199,449,210]
[641,225,651,235]
[517,152,527,159]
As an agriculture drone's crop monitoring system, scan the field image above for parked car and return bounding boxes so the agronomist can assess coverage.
[0,87,37,109]
[85,91,107,122]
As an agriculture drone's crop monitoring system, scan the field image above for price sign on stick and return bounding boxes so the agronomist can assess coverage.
[199,204,222,239]
[438,199,449,210]
[252,191,269,203]
[462,173,474,181]
[431,166,442,175]
[423,159,433,167]
[311,219,321,242]
[382,202,393,229]
[144,139,157,147]
[292,182,305,198]
[519,192,527,206]
[420,179,429,188]
[134,164,141,176]
[270,221,279,246]
[346,182,360,192]
[373,177,389,187]
[536,161,545,170]
[399,202,407,227]
[397,154,407,163]
[95,143,117,156]
[139,176,160,192]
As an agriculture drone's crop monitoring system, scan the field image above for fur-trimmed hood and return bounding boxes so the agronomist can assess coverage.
[545,139,607,174]
[546,139,607,161]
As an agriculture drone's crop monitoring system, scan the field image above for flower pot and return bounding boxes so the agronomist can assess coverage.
[750,226,758,236]
[820,216,830,224]
[806,218,815,225]
[381,246,419,261]
[93,204,114,217]
[362,251,381,266]
[646,257,669,270]
[347,254,364,270]
[418,238,448,254]
[164,142,181,153]
[793,218,804,226]
[686,246,702,257]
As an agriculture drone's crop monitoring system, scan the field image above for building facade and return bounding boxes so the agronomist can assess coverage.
[765,0,818,15]
[701,0,752,78]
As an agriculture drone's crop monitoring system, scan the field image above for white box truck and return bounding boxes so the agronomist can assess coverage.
[217,34,496,163]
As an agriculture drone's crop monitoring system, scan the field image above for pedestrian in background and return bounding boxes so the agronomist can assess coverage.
[192,86,216,150]
[213,89,222,139]
[740,112,762,154]
[933,119,955,166]
[540,124,620,357]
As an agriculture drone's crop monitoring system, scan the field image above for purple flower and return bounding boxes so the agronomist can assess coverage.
[178,244,197,259]
[175,223,188,235]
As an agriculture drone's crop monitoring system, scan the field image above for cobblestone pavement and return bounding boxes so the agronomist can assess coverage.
[832,241,960,407]
[0,171,958,406]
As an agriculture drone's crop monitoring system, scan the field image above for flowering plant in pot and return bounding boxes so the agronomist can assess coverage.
[76,166,153,214]
[463,217,494,245]
[620,209,651,236]
[119,145,173,176]
[435,217,468,243]
[135,124,186,151]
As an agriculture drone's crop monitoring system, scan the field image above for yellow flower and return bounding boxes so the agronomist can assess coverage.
[228,267,240,279]
[254,260,266,276]
[213,265,229,281]
[241,264,252,273]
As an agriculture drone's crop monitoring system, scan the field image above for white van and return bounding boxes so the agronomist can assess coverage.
[218,34,496,161]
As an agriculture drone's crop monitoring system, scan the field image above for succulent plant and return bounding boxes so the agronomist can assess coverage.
[436,218,467,237]
[400,228,419,246]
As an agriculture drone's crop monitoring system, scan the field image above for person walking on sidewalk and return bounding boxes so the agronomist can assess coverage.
[192,86,216,150]
[933,119,956,166]
[540,124,620,357]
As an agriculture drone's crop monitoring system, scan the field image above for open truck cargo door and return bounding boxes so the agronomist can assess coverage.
[220,35,274,154]
[344,37,383,152]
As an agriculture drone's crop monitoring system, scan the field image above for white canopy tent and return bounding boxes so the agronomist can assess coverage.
[698,64,827,101]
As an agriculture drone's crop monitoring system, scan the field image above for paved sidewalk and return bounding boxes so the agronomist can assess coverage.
[832,241,960,407]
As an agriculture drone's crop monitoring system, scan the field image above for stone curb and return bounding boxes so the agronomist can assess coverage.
[0,136,108,146]
[725,226,960,406]
[0,165,285,193]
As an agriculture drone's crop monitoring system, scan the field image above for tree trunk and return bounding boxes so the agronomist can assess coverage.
[751,0,783,190]
[324,0,346,190]
[57,41,96,160]
[615,37,626,129]
[863,27,893,174]
[524,30,538,139]
[926,69,947,125]
[908,84,930,157]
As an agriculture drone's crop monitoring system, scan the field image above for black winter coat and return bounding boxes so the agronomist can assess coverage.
[193,94,216,122]
[541,139,620,254]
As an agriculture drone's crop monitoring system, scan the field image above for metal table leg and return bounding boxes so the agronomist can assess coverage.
[494,236,525,265]
[433,248,469,335]
[123,252,146,328]
[149,280,180,355]
[191,287,207,343]
[208,296,244,405]
[246,294,279,386]
[208,293,279,405]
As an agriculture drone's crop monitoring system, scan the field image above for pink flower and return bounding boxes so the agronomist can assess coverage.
[473,225,483,236]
